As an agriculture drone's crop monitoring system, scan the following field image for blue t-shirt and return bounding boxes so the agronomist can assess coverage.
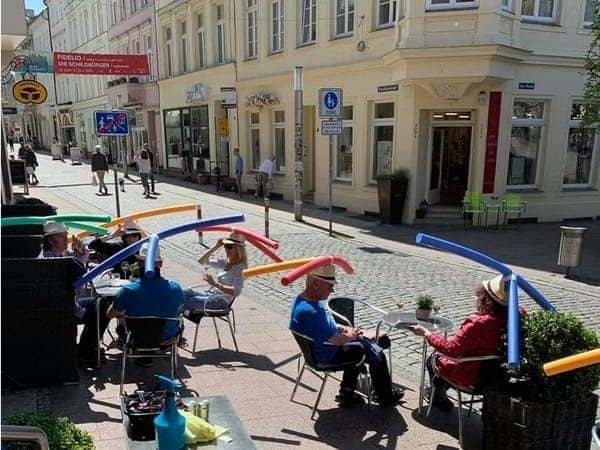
[289,295,338,363]
[113,276,184,341]
[235,155,243,174]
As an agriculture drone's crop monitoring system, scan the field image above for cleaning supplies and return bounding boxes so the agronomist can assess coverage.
[153,376,185,450]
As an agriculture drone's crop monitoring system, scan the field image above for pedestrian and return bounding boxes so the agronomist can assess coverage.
[8,134,14,151]
[234,148,243,197]
[181,137,193,181]
[255,154,275,199]
[18,143,26,159]
[91,144,110,195]
[137,146,152,198]
[143,142,159,195]
[24,145,39,185]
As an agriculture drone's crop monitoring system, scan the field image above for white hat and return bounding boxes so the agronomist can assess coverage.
[94,144,102,151]
[482,275,507,306]
[222,232,246,246]
[309,264,336,285]
[44,221,68,236]
[137,242,162,261]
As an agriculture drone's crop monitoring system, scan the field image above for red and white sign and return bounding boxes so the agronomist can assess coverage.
[53,52,149,75]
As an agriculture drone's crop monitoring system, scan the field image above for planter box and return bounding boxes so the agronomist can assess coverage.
[376,178,408,225]
[482,387,598,450]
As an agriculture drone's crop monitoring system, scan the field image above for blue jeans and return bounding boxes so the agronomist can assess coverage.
[183,288,230,312]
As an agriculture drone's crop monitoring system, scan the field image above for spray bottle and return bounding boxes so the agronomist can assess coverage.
[153,375,185,450]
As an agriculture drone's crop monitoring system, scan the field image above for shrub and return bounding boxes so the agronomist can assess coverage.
[416,295,434,310]
[5,412,95,450]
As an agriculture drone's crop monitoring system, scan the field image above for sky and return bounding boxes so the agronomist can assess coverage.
[25,0,45,14]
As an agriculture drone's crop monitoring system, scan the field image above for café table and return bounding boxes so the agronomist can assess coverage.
[381,312,453,414]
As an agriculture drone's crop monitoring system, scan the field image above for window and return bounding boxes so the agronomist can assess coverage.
[501,0,512,10]
[216,5,226,64]
[584,0,597,26]
[563,103,597,187]
[145,35,154,80]
[196,14,206,68]
[521,0,556,22]
[180,21,188,73]
[377,0,397,28]
[82,11,89,42]
[300,0,316,44]
[271,0,285,52]
[134,40,140,54]
[250,112,261,169]
[507,100,546,187]
[120,0,126,19]
[273,111,286,171]
[165,27,173,77]
[247,0,258,58]
[91,7,98,37]
[336,106,353,180]
[371,103,394,180]
[335,0,354,36]
[111,1,117,25]
[426,0,478,11]
[130,0,137,13]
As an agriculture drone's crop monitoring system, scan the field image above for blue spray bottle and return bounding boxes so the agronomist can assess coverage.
[154,375,185,450]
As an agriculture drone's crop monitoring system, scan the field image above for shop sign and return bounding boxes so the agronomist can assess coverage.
[12,79,48,104]
[377,84,399,93]
[12,51,54,74]
[185,83,209,103]
[518,82,535,90]
[2,107,18,115]
[217,117,229,136]
[483,92,502,194]
[220,87,237,109]
[53,52,149,75]
[59,108,74,127]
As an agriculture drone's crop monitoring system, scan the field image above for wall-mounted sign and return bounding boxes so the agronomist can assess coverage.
[2,107,18,115]
[319,88,343,118]
[378,84,399,93]
[13,51,54,74]
[58,108,74,127]
[12,79,48,104]
[321,119,343,136]
[217,117,229,136]
[220,87,237,109]
[185,83,209,103]
[518,82,535,90]
[53,52,149,75]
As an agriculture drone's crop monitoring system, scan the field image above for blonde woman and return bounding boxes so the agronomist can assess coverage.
[183,232,248,312]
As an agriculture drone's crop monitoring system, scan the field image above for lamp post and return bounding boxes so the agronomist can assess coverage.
[42,0,61,145]
[293,66,303,222]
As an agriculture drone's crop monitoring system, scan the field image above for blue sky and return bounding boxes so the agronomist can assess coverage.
[25,0,45,14]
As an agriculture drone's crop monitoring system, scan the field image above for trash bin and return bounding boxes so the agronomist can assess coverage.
[557,226,587,268]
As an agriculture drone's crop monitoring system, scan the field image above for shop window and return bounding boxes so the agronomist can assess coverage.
[376,0,397,28]
[563,103,597,187]
[370,102,394,180]
[584,0,597,26]
[335,0,354,37]
[335,106,353,180]
[299,0,316,45]
[164,107,210,171]
[250,112,261,169]
[247,0,258,58]
[271,0,285,52]
[196,14,206,68]
[273,111,286,171]
[507,99,546,188]
[521,0,557,23]
[426,0,478,11]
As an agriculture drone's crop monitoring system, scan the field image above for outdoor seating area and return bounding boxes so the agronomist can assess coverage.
[462,191,528,229]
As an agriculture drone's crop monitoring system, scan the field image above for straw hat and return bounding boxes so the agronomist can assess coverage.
[309,264,336,285]
[122,221,142,237]
[44,221,68,236]
[482,275,507,305]
[137,242,162,261]
[222,232,246,246]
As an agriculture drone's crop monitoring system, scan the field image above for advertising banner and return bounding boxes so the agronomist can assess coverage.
[12,52,54,73]
[53,52,149,75]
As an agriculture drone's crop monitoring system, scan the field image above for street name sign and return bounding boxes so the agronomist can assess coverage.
[94,110,129,136]
[319,88,343,118]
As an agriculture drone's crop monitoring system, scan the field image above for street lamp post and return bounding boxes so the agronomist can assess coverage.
[42,0,61,146]
[293,66,303,222]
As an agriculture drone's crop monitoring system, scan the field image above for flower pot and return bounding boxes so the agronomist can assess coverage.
[415,308,431,321]
[376,177,408,224]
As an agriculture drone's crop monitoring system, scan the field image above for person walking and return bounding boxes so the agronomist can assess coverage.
[8,134,14,152]
[24,145,39,185]
[255,154,275,199]
[234,148,243,197]
[137,146,152,198]
[143,142,159,195]
[91,145,110,195]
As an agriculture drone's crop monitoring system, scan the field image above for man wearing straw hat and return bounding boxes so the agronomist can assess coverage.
[42,221,89,263]
[88,221,143,278]
[290,264,403,407]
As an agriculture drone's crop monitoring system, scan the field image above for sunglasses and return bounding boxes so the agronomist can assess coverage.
[224,244,234,250]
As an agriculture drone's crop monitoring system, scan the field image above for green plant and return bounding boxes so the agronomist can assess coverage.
[503,311,599,402]
[416,295,434,310]
[5,412,95,449]
[375,168,409,182]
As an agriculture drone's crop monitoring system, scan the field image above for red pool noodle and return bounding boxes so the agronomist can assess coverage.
[281,256,354,286]
[248,237,283,262]
[202,225,279,249]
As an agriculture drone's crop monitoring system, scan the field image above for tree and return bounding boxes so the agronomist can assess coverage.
[583,2,600,126]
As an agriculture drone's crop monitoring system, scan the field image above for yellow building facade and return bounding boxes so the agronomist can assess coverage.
[157,0,600,223]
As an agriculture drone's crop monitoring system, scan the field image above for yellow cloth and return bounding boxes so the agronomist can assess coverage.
[181,410,229,444]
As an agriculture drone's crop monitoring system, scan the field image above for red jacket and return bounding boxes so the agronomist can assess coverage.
[427,312,505,389]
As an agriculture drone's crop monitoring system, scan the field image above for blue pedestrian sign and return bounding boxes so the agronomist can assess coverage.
[94,110,129,136]
[319,88,343,118]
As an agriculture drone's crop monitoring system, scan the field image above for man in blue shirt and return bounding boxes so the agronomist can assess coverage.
[234,148,243,197]
[289,265,402,407]
[108,242,184,366]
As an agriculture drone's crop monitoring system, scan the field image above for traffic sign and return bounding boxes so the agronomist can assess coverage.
[321,119,343,136]
[94,110,129,136]
[319,88,343,118]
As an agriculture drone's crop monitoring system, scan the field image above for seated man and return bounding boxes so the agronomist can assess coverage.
[41,221,108,365]
[289,265,403,407]
[88,221,143,278]
[107,242,184,366]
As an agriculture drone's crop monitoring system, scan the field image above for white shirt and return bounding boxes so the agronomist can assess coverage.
[136,156,152,174]
[258,159,274,176]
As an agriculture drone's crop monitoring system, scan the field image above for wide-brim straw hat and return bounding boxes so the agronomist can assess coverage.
[482,275,507,305]
[122,221,142,237]
[222,232,246,246]
[44,221,68,236]
[309,264,336,285]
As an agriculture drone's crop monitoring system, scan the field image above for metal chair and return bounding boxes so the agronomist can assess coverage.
[183,286,238,353]
[290,330,370,419]
[501,192,527,228]
[120,316,181,395]
[425,353,502,449]
[462,191,484,228]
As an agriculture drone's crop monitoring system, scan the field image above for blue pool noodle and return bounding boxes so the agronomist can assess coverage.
[508,275,520,367]
[144,234,160,279]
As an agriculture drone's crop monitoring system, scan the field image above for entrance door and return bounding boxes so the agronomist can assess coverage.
[302,106,315,193]
[428,126,471,205]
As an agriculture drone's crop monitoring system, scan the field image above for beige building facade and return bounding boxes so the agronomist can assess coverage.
[158,0,600,223]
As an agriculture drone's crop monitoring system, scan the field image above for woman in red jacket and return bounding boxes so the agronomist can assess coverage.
[410,275,507,411]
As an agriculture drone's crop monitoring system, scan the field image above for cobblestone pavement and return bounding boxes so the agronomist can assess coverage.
[29,154,600,383]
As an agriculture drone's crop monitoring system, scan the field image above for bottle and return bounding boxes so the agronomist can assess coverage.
[153,375,185,450]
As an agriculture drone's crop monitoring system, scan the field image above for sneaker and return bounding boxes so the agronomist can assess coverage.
[376,388,405,407]
[335,391,364,407]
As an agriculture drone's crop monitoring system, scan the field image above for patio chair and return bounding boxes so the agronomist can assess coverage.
[462,191,484,228]
[502,192,527,228]
[182,288,238,353]
[120,316,181,395]
[290,330,370,419]
[425,353,502,449]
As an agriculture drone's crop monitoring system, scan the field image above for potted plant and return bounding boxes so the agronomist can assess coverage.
[376,169,409,224]
[483,311,599,450]
[416,200,429,219]
[415,295,434,321]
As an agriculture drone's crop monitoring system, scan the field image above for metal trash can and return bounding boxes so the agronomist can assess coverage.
[557,226,587,269]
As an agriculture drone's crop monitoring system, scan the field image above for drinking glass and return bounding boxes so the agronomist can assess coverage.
[121,261,130,280]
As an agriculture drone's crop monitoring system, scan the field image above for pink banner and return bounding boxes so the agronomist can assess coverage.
[53,52,149,75]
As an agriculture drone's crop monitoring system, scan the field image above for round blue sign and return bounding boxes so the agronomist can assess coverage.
[324,92,338,110]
